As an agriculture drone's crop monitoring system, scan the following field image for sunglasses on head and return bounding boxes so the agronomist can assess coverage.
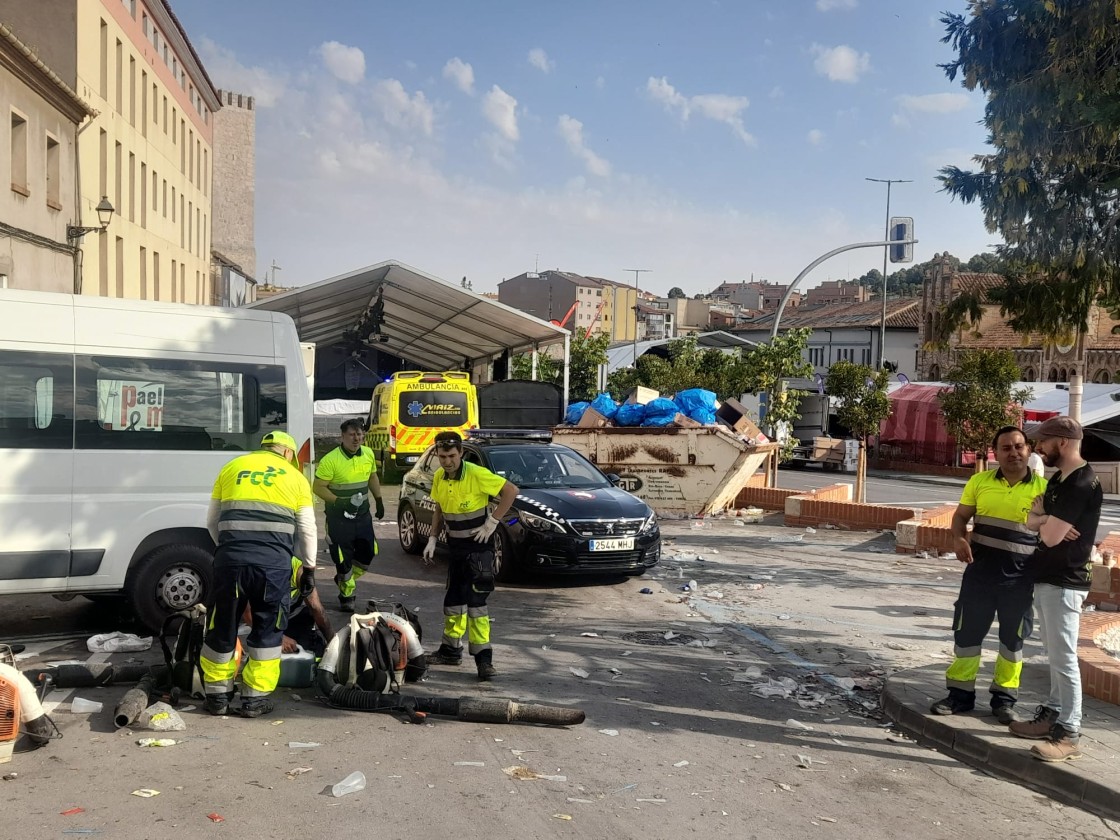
[435,441,460,451]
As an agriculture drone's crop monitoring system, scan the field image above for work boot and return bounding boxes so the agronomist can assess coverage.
[16,714,55,751]
[428,645,463,666]
[991,703,1017,725]
[205,692,233,716]
[1009,705,1059,739]
[339,595,356,614]
[1031,723,1082,762]
[929,691,974,716]
[238,698,275,718]
[475,650,496,682]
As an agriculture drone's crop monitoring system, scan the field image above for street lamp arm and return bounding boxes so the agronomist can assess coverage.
[770,239,918,339]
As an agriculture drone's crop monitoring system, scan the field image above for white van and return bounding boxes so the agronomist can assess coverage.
[0,290,313,629]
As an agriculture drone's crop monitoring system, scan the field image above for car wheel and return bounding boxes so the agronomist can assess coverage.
[492,527,519,583]
[125,544,213,632]
[398,502,422,555]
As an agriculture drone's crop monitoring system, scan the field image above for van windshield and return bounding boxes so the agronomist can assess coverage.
[398,391,468,427]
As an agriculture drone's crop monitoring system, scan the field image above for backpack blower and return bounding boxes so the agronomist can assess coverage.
[0,645,57,759]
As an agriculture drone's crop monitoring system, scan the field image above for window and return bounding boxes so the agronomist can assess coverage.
[141,70,147,136]
[171,259,177,301]
[0,351,73,449]
[152,251,159,299]
[114,141,122,214]
[115,40,123,112]
[397,391,468,428]
[76,357,287,452]
[10,111,28,195]
[128,152,135,222]
[99,21,108,100]
[115,237,124,298]
[129,56,136,126]
[45,134,60,209]
[140,161,147,226]
[139,246,147,300]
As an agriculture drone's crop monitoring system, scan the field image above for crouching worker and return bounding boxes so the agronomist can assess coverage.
[423,431,519,681]
[202,431,317,718]
[242,557,334,657]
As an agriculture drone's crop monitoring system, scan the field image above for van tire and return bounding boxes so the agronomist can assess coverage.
[397,502,422,555]
[378,452,400,485]
[126,544,213,632]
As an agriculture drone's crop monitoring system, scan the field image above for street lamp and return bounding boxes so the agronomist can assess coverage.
[66,196,115,244]
[865,177,910,368]
[624,268,651,365]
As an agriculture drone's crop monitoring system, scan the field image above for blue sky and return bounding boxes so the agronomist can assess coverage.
[174,0,996,295]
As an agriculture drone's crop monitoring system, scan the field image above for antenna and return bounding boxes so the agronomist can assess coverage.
[268,260,282,286]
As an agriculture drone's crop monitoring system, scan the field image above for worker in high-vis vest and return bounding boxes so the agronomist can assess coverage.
[423,431,519,681]
[930,426,1047,724]
[313,418,385,613]
[203,431,317,718]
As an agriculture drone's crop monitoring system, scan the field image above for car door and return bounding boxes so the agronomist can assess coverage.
[402,446,438,539]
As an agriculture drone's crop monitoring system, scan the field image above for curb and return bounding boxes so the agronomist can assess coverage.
[868,470,1120,506]
[881,675,1120,821]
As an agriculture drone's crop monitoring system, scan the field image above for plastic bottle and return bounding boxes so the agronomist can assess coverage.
[331,771,366,798]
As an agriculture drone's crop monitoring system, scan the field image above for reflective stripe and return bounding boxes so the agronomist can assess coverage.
[219,520,296,534]
[997,644,1024,663]
[971,533,1036,555]
[974,515,1034,535]
[328,481,367,493]
[444,510,487,539]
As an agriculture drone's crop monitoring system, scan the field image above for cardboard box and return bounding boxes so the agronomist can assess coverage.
[625,386,660,405]
[670,412,702,428]
[1092,564,1113,593]
[715,397,754,433]
[736,417,768,446]
[576,406,612,428]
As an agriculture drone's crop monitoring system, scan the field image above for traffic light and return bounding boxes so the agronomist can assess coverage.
[889,217,913,263]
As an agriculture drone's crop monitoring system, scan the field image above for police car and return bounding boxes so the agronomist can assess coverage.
[396,435,661,580]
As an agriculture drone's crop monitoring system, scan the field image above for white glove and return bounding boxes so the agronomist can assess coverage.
[423,536,438,564]
[472,515,500,543]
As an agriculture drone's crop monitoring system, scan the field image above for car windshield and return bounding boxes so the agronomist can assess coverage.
[486,446,611,490]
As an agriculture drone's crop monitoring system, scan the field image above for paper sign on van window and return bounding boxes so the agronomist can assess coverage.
[98,380,165,431]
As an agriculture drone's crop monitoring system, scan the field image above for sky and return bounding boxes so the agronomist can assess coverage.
[172,0,998,296]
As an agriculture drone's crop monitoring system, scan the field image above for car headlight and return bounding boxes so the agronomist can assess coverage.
[519,510,567,534]
[639,512,658,534]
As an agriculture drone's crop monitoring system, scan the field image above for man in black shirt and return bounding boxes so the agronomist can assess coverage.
[1009,416,1101,762]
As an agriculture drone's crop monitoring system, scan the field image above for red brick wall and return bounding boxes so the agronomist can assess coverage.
[735,486,801,511]
[1079,612,1120,706]
[786,498,919,530]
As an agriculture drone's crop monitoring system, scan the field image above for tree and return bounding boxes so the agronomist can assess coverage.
[667,286,687,299]
[566,328,610,402]
[965,252,1003,273]
[938,350,1033,471]
[740,328,815,483]
[606,335,753,400]
[825,362,891,502]
[510,351,560,383]
[938,2,1120,337]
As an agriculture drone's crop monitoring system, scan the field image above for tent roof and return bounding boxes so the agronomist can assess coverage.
[246,260,569,370]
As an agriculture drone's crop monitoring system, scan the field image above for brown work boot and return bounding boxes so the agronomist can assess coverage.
[1008,705,1058,739]
[1031,724,1082,762]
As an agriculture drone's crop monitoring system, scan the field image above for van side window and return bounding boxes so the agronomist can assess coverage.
[0,351,74,449]
[74,357,287,451]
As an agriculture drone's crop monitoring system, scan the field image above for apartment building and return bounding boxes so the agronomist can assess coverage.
[0,21,94,293]
[0,0,221,302]
[802,279,870,307]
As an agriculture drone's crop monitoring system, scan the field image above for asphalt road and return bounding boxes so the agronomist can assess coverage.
[3,500,1118,838]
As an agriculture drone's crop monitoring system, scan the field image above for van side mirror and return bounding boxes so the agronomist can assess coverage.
[606,473,622,486]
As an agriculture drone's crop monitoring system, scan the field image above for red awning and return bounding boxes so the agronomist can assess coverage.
[881,384,951,446]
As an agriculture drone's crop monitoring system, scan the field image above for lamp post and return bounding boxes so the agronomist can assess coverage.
[66,196,115,244]
[624,268,651,365]
[865,177,910,368]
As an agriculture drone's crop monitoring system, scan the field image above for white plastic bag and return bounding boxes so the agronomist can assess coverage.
[86,632,153,653]
[137,701,186,731]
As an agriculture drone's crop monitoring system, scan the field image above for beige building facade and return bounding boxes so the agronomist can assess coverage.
[1,0,221,302]
[1,21,93,293]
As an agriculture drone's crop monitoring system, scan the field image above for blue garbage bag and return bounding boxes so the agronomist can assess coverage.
[589,393,619,420]
[615,402,648,426]
[674,388,718,425]
[641,397,680,427]
[564,401,590,425]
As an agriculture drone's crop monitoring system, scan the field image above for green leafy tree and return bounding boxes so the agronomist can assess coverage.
[741,329,815,478]
[605,335,752,400]
[825,362,891,502]
[667,286,687,299]
[938,350,1033,471]
[938,1,1120,337]
[567,328,610,402]
[510,351,560,383]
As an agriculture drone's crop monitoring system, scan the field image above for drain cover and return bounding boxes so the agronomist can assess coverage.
[621,630,704,646]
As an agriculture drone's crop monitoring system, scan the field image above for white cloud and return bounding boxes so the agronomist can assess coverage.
[807,129,825,146]
[896,93,971,114]
[646,77,754,145]
[558,115,611,177]
[197,37,287,107]
[811,44,871,83]
[442,57,475,95]
[769,85,784,99]
[595,75,606,90]
[372,79,435,136]
[528,47,555,74]
[483,85,519,142]
[891,113,911,129]
[816,0,858,10]
[318,41,365,84]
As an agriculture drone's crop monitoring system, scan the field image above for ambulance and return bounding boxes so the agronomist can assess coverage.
[365,371,478,479]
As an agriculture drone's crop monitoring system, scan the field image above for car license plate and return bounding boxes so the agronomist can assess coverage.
[589,537,635,552]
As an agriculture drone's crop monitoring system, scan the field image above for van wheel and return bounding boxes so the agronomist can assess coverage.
[126,544,213,632]
[398,503,422,555]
